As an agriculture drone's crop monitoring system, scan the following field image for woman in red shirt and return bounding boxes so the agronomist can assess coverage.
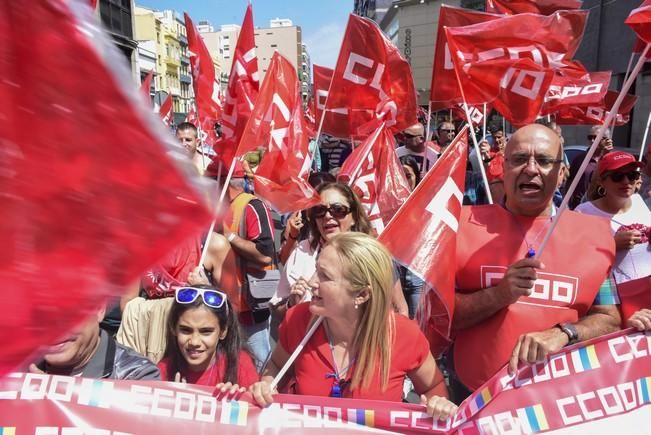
[250,233,456,421]
[158,285,258,388]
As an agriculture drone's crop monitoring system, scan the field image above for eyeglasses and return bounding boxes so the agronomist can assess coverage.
[403,132,423,139]
[606,170,641,183]
[506,155,563,170]
[311,203,351,219]
[587,135,597,141]
[439,129,455,133]
[175,287,227,310]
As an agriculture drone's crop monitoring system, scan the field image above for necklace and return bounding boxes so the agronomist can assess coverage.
[323,322,355,398]
[505,205,556,258]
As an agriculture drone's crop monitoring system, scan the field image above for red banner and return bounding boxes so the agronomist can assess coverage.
[2,330,651,433]
[313,64,351,139]
[485,0,583,15]
[555,90,638,126]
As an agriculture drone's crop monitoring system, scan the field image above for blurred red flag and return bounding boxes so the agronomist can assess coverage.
[429,6,501,111]
[313,64,352,139]
[451,103,493,126]
[555,90,638,125]
[238,53,320,213]
[139,69,154,105]
[445,10,587,125]
[185,104,198,124]
[540,63,611,116]
[626,0,651,45]
[218,4,260,166]
[338,124,411,234]
[485,0,582,15]
[327,14,418,137]
[379,127,468,357]
[184,13,222,121]
[0,1,211,375]
[158,94,173,127]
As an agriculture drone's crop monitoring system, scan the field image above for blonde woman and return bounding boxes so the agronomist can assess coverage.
[249,232,455,420]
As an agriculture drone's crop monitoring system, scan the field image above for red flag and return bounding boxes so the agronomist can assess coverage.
[238,53,320,213]
[139,69,154,105]
[485,0,583,15]
[326,14,418,137]
[313,64,351,139]
[451,103,493,126]
[429,6,501,111]
[219,4,260,166]
[626,0,651,45]
[158,94,173,127]
[0,1,211,375]
[379,127,469,356]
[184,13,221,121]
[540,63,611,116]
[338,124,411,234]
[555,90,638,126]
[445,10,588,125]
[185,104,198,125]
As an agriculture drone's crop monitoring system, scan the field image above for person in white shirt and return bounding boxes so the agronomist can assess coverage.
[396,123,438,178]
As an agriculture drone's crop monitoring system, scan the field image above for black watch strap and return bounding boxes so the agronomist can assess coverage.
[558,323,579,345]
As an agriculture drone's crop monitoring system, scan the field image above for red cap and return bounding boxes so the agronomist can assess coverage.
[597,151,644,177]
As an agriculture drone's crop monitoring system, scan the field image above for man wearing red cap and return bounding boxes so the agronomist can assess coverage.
[195,159,276,369]
[448,124,621,403]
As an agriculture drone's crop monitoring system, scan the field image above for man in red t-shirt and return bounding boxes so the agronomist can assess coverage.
[450,124,621,401]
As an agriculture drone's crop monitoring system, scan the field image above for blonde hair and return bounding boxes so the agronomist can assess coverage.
[326,232,395,392]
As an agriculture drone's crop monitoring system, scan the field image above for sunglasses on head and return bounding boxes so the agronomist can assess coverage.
[175,287,227,310]
[311,203,351,219]
[606,170,641,183]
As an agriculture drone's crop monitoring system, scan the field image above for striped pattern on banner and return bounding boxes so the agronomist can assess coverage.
[470,387,492,413]
[0,428,16,435]
[77,378,112,408]
[347,409,375,427]
[220,400,248,426]
[636,376,651,403]
[570,344,600,372]
[521,404,550,432]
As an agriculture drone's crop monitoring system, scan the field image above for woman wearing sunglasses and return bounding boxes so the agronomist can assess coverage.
[250,233,455,420]
[158,285,258,388]
[274,182,373,310]
[576,152,651,291]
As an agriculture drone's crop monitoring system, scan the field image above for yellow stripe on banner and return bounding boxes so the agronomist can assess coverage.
[534,404,549,431]
[586,345,601,369]
[238,401,248,426]
[481,388,492,403]
[2,429,16,435]
[645,377,651,393]
[365,409,375,427]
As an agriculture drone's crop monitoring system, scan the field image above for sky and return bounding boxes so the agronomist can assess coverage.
[137,0,352,68]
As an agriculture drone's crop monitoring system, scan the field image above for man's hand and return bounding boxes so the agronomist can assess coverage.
[627,309,651,331]
[509,327,569,374]
[187,266,211,286]
[479,140,491,160]
[496,258,545,303]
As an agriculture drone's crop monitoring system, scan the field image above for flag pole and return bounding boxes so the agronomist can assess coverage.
[425,101,433,141]
[198,158,238,267]
[482,103,487,141]
[640,111,651,161]
[270,316,323,391]
[536,43,650,259]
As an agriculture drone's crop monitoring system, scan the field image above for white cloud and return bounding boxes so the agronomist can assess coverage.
[304,22,345,70]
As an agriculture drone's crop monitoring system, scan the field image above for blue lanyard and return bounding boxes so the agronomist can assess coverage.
[324,322,355,398]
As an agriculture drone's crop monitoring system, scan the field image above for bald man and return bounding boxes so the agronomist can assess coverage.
[396,123,438,177]
[447,124,620,402]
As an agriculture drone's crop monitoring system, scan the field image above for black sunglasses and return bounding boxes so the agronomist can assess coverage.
[311,203,351,219]
[606,171,641,183]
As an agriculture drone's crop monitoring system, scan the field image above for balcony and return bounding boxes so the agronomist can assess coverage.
[179,34,188,45]
[165,56,180,68]
[180,74,192,84]
[181,54,190,65]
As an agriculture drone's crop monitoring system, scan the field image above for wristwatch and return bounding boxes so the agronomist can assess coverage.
[557,323,579,345]
[227,233,237,243]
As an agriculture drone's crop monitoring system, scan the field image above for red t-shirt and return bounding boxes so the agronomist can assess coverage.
[454,205,615,391]
[158,351,258,388]
[486,151,504,182]
[279,303,429,401]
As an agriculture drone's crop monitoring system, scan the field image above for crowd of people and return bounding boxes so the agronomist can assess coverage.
[28,117,651,421]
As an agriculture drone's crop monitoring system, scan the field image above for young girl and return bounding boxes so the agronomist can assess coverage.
[158,285,258,387]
